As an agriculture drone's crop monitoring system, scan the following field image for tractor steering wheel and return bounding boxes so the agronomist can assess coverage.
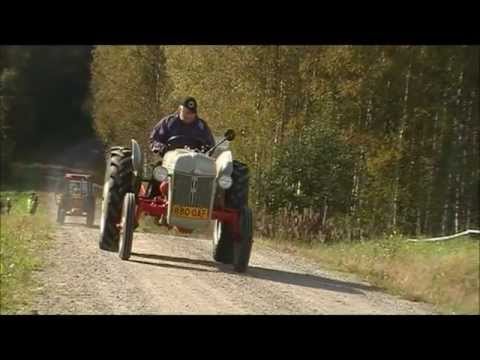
[166,135,209,152]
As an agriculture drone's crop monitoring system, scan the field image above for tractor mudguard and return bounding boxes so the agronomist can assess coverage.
[216,150,234,179]
[131,139,143,178]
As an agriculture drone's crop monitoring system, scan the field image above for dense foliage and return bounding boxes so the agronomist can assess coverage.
[2,45,478,239]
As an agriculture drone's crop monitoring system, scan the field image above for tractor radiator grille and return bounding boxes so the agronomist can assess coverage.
[171,173,215,211]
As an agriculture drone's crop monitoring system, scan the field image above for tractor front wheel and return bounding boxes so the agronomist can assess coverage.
[118,193,135,260]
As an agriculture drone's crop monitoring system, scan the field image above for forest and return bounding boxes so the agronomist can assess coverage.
[1,45,478,240]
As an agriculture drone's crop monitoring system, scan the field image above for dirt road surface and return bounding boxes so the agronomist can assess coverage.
[26,193,435,315]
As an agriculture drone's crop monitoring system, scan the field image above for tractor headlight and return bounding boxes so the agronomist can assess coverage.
[218,175,233,189]
[152,166,168,182]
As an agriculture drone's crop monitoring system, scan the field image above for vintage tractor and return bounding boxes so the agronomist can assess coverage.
[99,130,253,273]
[55,173,96,227]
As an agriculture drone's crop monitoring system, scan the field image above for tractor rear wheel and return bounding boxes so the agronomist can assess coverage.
[226,160,249,209]
[233,207,253,273]
[213,221,234,264]
[99,148,133,252]
[212,160,250,265]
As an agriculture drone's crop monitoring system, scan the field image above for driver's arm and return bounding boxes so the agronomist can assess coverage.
[204,122,216,150]
[149,118,169,155]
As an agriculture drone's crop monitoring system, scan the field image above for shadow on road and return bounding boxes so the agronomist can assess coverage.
[131,252,379,295]
[62,222,99,229]
[246,266,378,295]
[128,258,217,273]
[132,252,221,268]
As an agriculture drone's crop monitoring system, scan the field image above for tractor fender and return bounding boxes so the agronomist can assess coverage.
[216,150,234,179]
[131,139,143,178]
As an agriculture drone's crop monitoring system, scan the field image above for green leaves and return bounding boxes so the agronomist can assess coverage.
[89,45,478,239]
[264,123,354,212]
[91,46,172,150]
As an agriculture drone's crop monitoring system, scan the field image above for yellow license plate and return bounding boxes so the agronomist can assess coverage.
[172,205,209,220]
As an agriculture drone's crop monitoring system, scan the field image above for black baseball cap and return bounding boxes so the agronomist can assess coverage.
[180,96,197,113]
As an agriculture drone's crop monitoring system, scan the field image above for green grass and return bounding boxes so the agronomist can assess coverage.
[256,235,480,314]
[0,191,53,314]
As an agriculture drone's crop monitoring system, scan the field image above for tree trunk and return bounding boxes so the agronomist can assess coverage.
[416,208,422,237]
[453,70,465,233]
[393,53,412,230]
[322,196,328,227]
[442,172,454,235]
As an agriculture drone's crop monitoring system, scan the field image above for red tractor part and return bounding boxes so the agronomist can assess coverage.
[159,181,169,197]
[212,208,240,240]
[132,181,240,239]
[130,195,241,240]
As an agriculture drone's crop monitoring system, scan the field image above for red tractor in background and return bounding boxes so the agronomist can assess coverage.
[55,173,97,227]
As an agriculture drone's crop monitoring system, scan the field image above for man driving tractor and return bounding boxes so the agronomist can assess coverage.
[99,95,253,272]
[149,96,215,157]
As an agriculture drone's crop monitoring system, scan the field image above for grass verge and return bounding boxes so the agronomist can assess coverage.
[255,235,480,314]
[0,191,53,314]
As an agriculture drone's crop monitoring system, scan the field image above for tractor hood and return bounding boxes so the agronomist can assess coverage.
[162,149,216,177]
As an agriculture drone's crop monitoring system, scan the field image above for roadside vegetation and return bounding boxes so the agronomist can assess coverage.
[257,235,479,314]
[0,191,53,314]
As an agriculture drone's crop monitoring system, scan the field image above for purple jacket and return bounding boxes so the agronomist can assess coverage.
[149,113,216,155]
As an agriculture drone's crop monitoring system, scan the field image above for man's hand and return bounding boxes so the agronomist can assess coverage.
[201,144,212,153]
[151,144,163,154]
